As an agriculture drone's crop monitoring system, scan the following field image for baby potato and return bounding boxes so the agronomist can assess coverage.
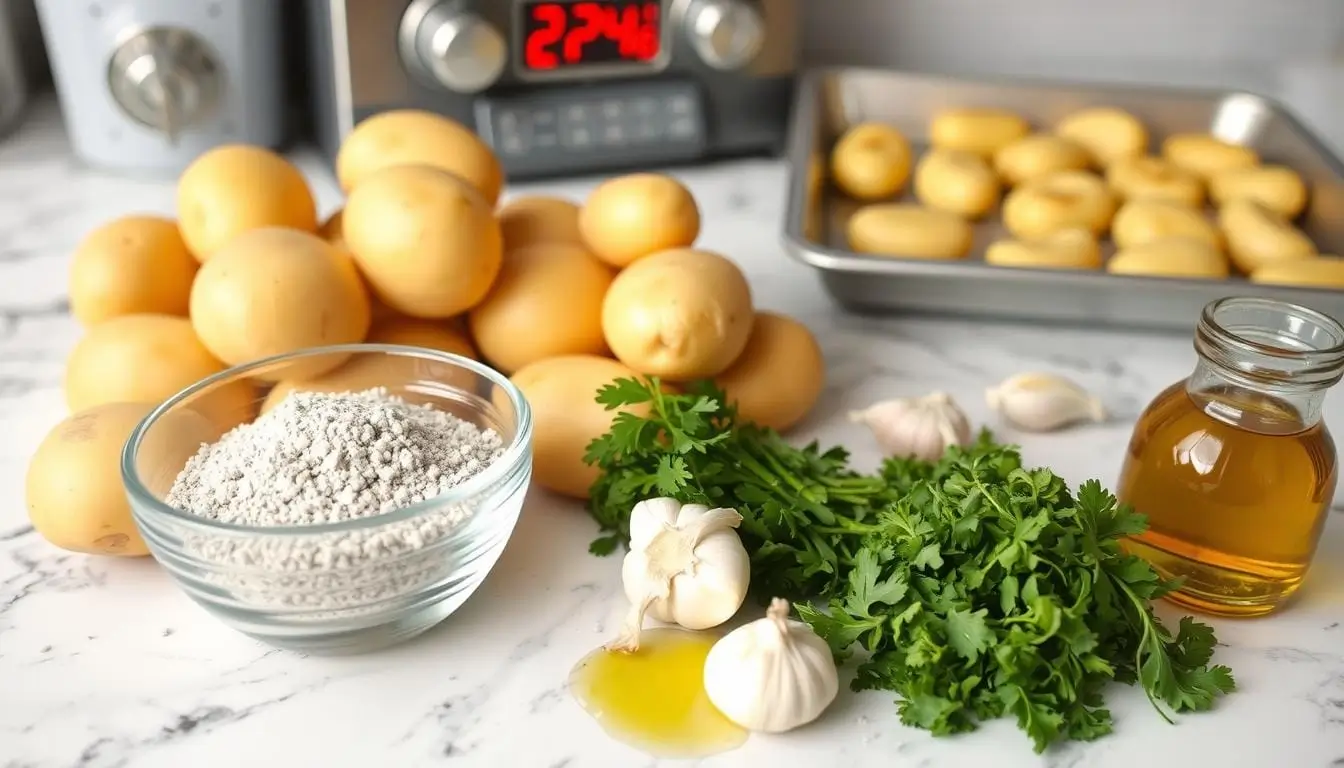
[1001,170,1117,239]
[1162,133,1259,180]
[176,145,318,261]
[319,209,345,248]
[913,149,1001,219]
[601,248,753,380]
[468,243,615,374]
[343,164,503,318]
[366,316,476,358]
[498,196,583,251]
[1209,165,1308,219]
[1250,256,1344,288]
[336,109,504,204]
[579,173,700,268]
[711,312,825,432]
[1054,106,1149,166]
[1111,200,1221,251]
[1105,156,1205,207]
[846,203,974,260]
[984,229,1102,271]
[929,108,1030,158]
[69,215,197,327]
[993,134,1091,186]
[1108,237,1230,279]
[829,122,914,201]
[1218,198,1317,273]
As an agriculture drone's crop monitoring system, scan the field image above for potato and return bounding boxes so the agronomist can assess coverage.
[1001,171,1117,239]
[1162,133,1259,180]
[189,228,371,380]
[498,196,582,251]
[69,215,197,327]
[993,134,1091,186]
[1251,256,1344,287]
[1209,165,1308,219]
[601,248,753,380]
[929,108,1029,158]
[1107,237,1230,279]
[1218,199,1317,273]
[176,145,317,261]
[343,164,503,318]
[578,173,700,268]
[1105,156,1204,207]
[469,243,614,374]
[336,109,504,204]
[712,312,824,432]
[510,355,651,499]
[367,316,476,357]
[984,229,1102,271]
[830,122,913,201]
[846,203,973,260]
[1054,106,1148,166]
[1112,200,1221,251]
[319,209,345,248]
[913,149,1000,219]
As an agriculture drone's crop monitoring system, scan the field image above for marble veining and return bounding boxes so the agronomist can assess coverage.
[2,98,1344,767]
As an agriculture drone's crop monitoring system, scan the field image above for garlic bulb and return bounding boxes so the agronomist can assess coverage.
[608,498,751,653]
[986,372,1106,432]
[702,598,839,734]
[848,391,972,460]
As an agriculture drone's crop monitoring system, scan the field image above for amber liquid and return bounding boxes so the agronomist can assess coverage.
[1116,381,1337,616]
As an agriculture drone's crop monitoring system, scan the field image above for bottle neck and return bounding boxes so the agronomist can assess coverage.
[1186,357,1328,432]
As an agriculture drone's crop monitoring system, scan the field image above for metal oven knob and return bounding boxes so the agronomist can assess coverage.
[106,27,221,144]
[685,0,765,71]
[399,1,506,94]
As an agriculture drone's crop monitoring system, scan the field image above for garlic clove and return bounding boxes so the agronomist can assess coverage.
[849,391,973,461]
[985,372,1106,432]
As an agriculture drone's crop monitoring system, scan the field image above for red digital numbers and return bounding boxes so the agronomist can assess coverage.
[523,1,661,71]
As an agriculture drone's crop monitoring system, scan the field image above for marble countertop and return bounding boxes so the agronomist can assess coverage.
[2,99,1344,768]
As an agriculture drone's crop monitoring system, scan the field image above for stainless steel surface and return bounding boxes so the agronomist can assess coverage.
[782,67,1344,332]
[0,2,29,138]
[399,0,507,94]
[686,0,765,71]
[106,27,222,144]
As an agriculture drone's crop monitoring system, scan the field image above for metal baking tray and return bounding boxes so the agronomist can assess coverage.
[781,66,1344,331]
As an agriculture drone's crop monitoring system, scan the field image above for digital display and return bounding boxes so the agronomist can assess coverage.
[521,1,662,72]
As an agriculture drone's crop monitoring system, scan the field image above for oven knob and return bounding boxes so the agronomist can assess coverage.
[685,0,766,71]
[106,27,222,144]
[401,3,506,94]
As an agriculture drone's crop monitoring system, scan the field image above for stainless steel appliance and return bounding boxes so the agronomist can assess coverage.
[304,0,799,179]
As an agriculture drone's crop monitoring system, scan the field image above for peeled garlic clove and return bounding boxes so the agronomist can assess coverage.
[849,391,972,461]
[985,372,1106,432]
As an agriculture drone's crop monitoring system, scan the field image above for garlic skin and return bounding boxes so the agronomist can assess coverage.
[609,498,751,653]
[848,391,973,460]
[702,598,840,734]
[986,372,1107,432]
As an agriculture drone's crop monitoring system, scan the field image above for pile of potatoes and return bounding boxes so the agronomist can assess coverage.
[831,105,1343,286]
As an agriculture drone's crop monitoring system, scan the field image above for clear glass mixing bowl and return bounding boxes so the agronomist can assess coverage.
[121,344,533,655]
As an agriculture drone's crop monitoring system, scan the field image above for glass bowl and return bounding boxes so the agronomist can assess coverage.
[121,344,533,655]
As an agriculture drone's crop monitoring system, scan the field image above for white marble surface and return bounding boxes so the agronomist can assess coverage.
[2,98,1344,768]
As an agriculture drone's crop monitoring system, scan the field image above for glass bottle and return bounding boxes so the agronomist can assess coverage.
[1116,296,1344,617]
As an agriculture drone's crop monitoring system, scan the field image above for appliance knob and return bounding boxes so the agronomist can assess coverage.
[685,0,765,71]
[403,3,506,94]
[106,27,222,144]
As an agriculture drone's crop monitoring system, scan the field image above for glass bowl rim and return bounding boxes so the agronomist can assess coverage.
[120,342,533,536]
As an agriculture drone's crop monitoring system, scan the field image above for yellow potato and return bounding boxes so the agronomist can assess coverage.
[176,145,317,261]
[1105,156,1205,207]
[913,149,1000,219]
[69,215,197,327]
[510,355,651,499]
[1218,198,1317,273]
[367,316,476,357]
[929,108,1029,158]
[189,228,371,380]
[1209,165,1308,219]
[601,248,753,380]
[319,209,345,248]
[468,243,614,374]
[1001,171,1117,239]
[984,229,1102,271]
[1054,106,1149,166]
[1112,200,1221,251]
[711,312,824,432]
[336,109,504,204]
[1107,237,1230,279]
[578,173,700,268]
[830,122,913,200]
[498,196,583,251]
[343,165,503,318]
[1162,133,1259,180]
[846,203,973,260]
[993,134,1092,186]
[1251,256,1344,288]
